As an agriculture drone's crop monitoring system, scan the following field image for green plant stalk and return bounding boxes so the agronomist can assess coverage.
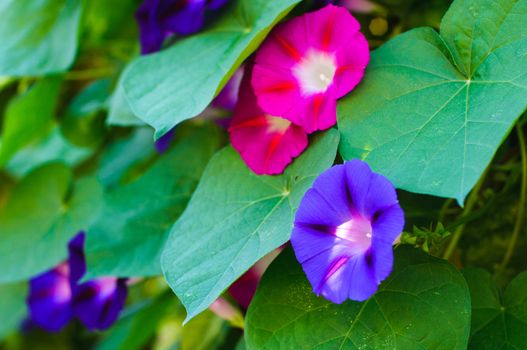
[439,198,454,223]
[64,67,115,80]
[442,172,486,260]
[498,124,527,273]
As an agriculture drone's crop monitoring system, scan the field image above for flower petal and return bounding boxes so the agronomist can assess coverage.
[285,87,337,133]
[162,0,207,35]
[228,267,261,309]
[68,232,86,284]
[212,67,244,111]
[305,4,360,53]
[27,264,73,332]
[334,32,370,98]
[254,16,308,70]
[342,159,374,216]
[370,204,405,281]
[207,0,229,10]
[340,252,379,302]
[72,278,128,331]
[251,64,300,116]
[294,165,353,227]
[155,128,175,153]
[230,66,308,175]
[135,0,166,54]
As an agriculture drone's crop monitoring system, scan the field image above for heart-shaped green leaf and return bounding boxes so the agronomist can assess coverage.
[161,129,340,321]
[122,0,301,138]
[0,0,82,76]
[0,163,102,282]
[85,124,220,278]
[338,0,527,202]
[463,268,527,349]
[246,246,471,350]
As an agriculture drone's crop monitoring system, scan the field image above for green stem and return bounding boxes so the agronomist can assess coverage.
[439,198,454,223]
[497,124,527,273]
[64,67,115,80]
[442,172,486,260]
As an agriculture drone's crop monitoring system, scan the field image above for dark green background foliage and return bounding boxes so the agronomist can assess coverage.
[0,0,526,349]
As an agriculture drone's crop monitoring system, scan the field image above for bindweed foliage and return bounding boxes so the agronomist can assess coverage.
[0,0,526,349]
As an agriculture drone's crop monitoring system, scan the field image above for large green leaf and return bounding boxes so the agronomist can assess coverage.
[107,63,145,127]
[85,124,221,278]
[338,0,527,203]
[0,282,27,340]
[463,268,527,349]
[0,78,61,166]
[161,130,340,321]
[246,246,471,350]
[0,0,82,76]
[0,163,102,282]
[123,0,301,138]
[96,127,156,188]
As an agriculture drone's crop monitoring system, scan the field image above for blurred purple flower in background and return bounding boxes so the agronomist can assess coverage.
[154,128,175,153]
[228,267,261,309]
[316,0,377,13]
[136,0,230,54]
[212,67,244,112]
[27,232,128,332]
[27,263,73,332]
[72,277,128,331]
[291,160,404,303]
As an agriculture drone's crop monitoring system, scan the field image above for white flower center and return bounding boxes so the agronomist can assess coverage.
[266,115,291,133]
[293,50,337,95]
[334,217,372,253]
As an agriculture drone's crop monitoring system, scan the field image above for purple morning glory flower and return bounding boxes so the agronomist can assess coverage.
[27,263,73,332]
[27,232,128,332]
[136,0,230,54]
[68,233,86,283]
[72,277,128,331]
[290,160,404,303]
[316,0,377,13]
[68,233,128,331]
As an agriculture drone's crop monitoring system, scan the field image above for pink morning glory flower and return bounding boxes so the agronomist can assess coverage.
[291,160,404,303]
[229,65,308,175]
[228,267,261,309]
[251,5,369,133]
[228,248,281,309]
